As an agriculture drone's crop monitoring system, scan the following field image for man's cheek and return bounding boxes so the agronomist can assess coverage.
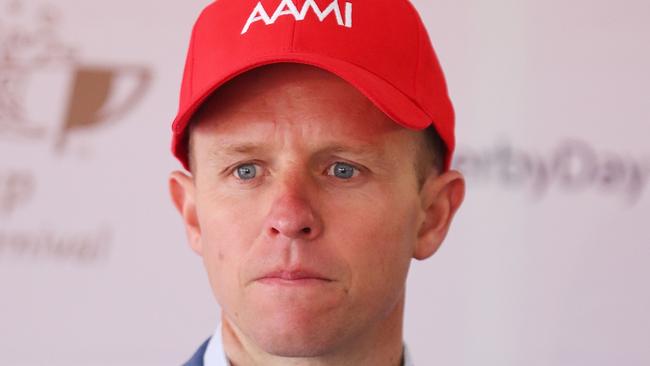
[352,218,410,274]
[203,224,241,263]
[201,229,245,302]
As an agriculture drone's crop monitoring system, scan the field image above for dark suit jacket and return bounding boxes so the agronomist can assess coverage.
[183,337,211,366]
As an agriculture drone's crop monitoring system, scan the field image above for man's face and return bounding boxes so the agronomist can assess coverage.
[173,64,450,358]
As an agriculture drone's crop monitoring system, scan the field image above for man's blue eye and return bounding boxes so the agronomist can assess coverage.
[235,164,257,180]
[329,162,358,179]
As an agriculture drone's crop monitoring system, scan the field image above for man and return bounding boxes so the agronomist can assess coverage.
[168,1,465,365]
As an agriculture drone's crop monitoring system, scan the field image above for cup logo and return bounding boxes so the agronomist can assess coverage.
[2,64,151,149]
[0,1,151,152]
[56,65,151,149]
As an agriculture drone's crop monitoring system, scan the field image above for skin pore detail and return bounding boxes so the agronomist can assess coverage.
[169,63,465,366]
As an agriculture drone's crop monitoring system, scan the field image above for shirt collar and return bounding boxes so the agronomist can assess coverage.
[203,323,414,366]
[203,323,230,366]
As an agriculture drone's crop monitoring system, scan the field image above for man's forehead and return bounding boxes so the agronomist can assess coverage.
[206,139,389,157]
[196,122,410,164]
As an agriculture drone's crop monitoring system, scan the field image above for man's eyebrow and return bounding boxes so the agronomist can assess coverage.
[316,143,384,157]
[207,143,270,163]
[207,141,387,163]
[214,143,265,155]
[314,143,392,169]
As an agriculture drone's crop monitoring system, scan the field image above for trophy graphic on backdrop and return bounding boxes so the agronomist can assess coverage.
[54,65,151,149]
[0,0,151,152]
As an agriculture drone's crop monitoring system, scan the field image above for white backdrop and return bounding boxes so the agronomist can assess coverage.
[1,0,648,365]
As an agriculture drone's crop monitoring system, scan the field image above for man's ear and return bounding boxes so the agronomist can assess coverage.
[414,169,466,260]
[169,171,203,256]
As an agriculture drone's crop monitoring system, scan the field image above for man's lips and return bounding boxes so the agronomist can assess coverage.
[256,269,332,285]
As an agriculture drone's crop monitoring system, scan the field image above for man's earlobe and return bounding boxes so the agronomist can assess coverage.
[414,170,465,260]
[169,171,203,256]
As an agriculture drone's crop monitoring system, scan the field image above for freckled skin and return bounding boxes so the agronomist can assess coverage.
[169,63,465,366]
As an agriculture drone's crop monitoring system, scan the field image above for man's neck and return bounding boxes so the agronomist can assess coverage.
[220,298,406,366]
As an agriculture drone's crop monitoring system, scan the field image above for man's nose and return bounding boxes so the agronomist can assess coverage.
[264,181,323,241]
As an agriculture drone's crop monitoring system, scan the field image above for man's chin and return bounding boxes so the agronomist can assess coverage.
[251,327,342,358]
[241,311,350,358]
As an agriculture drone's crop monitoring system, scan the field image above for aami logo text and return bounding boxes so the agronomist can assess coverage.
[242,0,353,35]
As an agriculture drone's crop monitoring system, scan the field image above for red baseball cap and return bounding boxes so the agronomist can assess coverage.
[171,0,455,171]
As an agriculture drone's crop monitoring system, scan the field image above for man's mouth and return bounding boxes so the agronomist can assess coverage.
[257,269,332,286]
